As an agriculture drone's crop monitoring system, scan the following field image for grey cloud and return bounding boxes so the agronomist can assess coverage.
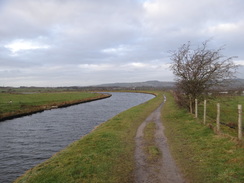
[0,0,243,86]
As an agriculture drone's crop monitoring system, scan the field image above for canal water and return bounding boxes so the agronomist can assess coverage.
[0,92,154,183]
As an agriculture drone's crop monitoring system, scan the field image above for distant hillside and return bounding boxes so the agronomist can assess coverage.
[225,78,244,89]
[94,80,175,89]
[93,79,244,90]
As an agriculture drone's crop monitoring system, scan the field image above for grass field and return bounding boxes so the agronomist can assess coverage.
[197,95,244,137]
[0,87,74,93]
[0,92,107,120]
[163,93,244,183]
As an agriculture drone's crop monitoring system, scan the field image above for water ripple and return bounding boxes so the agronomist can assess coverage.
[0,92,154,183]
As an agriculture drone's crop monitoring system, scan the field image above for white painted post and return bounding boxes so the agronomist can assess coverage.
[238,105,242,140]
[203,100,206,125]
[216,103,220,133]
[195,99,198,118]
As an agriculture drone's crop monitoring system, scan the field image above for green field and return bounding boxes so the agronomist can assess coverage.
[197,95,244,136]
[0,92,106,120]
[163,93,244,183]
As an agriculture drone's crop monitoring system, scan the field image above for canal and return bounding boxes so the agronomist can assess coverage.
[0,92,154,182]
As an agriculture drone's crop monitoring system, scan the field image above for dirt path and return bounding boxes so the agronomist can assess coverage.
[134,99,185,183]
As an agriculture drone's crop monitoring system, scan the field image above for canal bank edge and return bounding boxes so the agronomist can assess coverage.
[0,93,111,122]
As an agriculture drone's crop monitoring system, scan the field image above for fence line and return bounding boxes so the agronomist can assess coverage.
[195,99,198,118]
[216,103,220,133]
[194,99,243,140]
[203,100,206,125]
[238,105,242,140]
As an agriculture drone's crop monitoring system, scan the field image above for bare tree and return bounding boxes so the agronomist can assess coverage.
[170,40,238,112]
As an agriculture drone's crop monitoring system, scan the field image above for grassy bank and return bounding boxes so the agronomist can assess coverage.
[15,91,164,183]
[0,92,109,121]
[162,93,244,183]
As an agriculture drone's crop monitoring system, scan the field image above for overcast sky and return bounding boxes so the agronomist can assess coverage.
[1,0,244,87]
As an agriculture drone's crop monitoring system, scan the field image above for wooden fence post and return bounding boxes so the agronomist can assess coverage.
[238,104,242,140]
[190,96,193,114]
[203,100,206,125]
[195,99,198,118]
[216,103,220,133]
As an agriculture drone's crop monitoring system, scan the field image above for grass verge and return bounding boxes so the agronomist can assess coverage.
[162,93,244,183]
[15,91,164,183]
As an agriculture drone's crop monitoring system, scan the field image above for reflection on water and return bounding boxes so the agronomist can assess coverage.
[0,92,154,183]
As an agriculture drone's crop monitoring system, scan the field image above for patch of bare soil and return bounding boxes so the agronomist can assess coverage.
[134,101,185,183]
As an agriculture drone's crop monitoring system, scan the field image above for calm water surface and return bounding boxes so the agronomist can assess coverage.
[0,92,154,183]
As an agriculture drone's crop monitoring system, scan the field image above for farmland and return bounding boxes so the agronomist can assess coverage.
[0,92,109,121]
[197,95,244,137]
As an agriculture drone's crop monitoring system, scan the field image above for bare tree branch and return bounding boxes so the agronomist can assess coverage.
[170,40,238,111]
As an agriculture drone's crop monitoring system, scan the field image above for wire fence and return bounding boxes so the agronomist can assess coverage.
[195,98,243,140]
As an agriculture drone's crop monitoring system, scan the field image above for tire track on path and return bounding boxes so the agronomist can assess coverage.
[134,98,185,183]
